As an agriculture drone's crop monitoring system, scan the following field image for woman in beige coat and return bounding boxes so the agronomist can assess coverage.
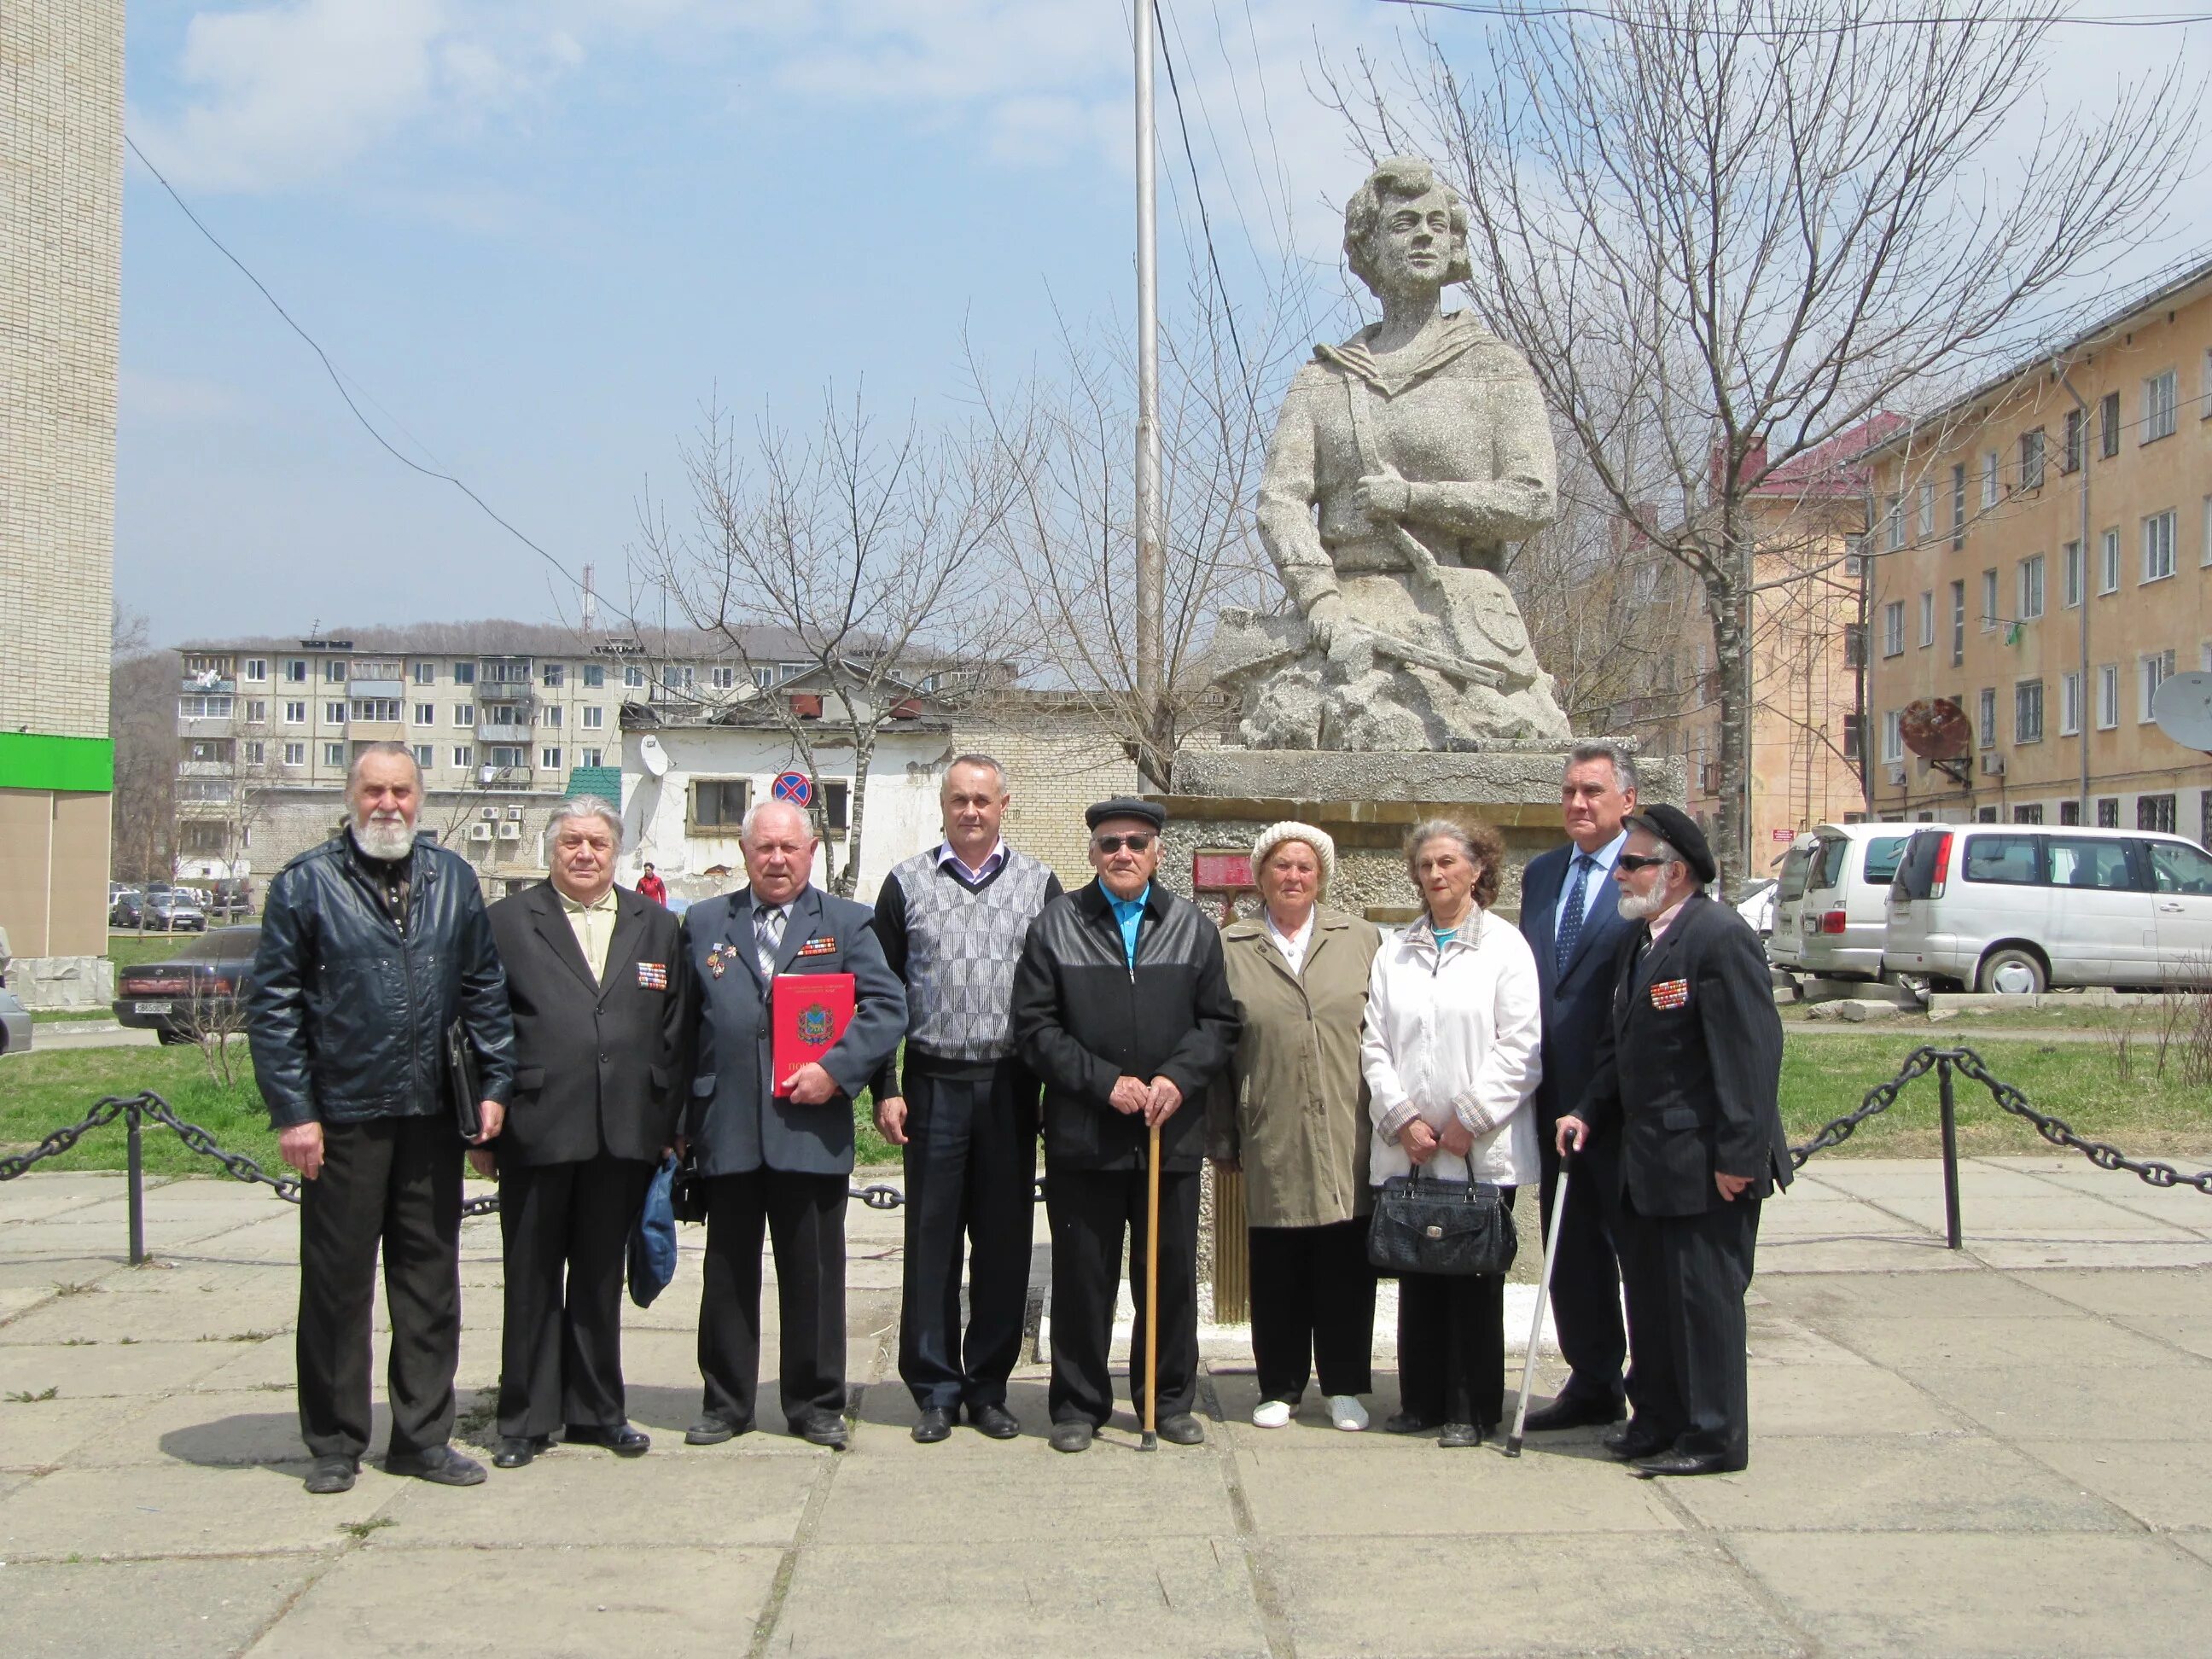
[1208,822,1384,1431]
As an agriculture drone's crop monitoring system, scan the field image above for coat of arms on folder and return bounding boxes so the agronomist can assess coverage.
[771,972,855,1096]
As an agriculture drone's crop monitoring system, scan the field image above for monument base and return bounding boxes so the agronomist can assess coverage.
[1150,742,1680,922]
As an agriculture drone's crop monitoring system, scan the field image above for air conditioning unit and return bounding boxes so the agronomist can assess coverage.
[505,804,523,822]
[1887,765,1907,787]
[1981,753,2006,776]
[480,806,497,820]
[497,821,521,840]
[467,823,494,842]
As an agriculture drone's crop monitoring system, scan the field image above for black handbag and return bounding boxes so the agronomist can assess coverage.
[444,1019,482,1141]
[1367,1173,1518,1278]
[668,1147,709,1225]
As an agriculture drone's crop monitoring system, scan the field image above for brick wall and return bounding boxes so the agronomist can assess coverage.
[952,708,1141,885]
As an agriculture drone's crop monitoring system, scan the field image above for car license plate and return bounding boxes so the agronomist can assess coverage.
[133,1000,172,1015]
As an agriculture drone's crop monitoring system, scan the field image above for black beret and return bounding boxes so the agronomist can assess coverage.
[1085,796,1167,833]
[1624,803,1717,885]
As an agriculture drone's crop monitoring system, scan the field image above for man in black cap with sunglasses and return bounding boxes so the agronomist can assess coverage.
[1554,803,1789,1477]
[1010,796,1240,1453]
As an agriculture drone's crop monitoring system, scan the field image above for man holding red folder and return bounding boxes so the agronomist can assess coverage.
[679,797,906,1448]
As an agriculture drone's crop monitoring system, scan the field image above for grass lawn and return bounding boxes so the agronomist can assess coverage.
[106,931,206,969]
[15,1032,2201,1186]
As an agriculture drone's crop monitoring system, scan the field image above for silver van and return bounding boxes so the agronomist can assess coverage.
[1764,837,1819,972]
[1770,824,1914,981]
[1885,824,2212,992]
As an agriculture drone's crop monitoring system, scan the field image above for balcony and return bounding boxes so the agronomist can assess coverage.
[177,760,235,778]
[349,719,406,741]
[476,719,534,743]
[180,675,236,696]
[348,678,405,701]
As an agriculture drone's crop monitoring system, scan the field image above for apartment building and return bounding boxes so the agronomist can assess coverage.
[1864,257,2212,840]
[1627,421,1892,875]
[0,2,123,1006]
[172,623,821,888]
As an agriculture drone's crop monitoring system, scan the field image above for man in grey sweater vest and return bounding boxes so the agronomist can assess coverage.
[871,755,1062,1443]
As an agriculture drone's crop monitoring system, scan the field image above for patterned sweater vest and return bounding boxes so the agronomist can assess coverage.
[892,848,1056,1062]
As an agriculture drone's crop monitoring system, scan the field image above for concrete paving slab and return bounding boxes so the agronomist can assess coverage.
[1895,1361,2212,1441]
[5,1557,318,1659]
[0,1256,128,1290]
[2169,1530,2212,1569]
[1231,1434,1680,1537]
[1267,1533,1806,1657]
[187,1335,301,1393]
[0,1339,242,1399]
[246,1545,783,1658]
[2017,1266,2212,1318]
[1757,1235,1980,1274]
[1812,1312,2179,1369]
[2007,1168,2212,1231]
[75,1389,353,1470]
[1758,1268,2081,1321]
[1662,1433,2126,1533]
[773,1537,1271,1659]
[0,1283,296,1347]
[1731,1530,2212,1656]
[0,1393,143,1469]
[2011,1437,2212,1531]
[0,1186,118,1225]
[376,1444,818,1548]
[1970,1237,2212,1269]
[1744,1363,1965,1436]
[0,1461,392,1559]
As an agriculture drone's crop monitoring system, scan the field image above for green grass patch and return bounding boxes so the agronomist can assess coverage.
[106,933,201,969]
[31,1009,116,1025]
[1781,1033,2212,1159]
[0,1045,278,1176]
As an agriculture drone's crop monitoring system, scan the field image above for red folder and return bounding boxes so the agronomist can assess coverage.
[771,973,856,1096]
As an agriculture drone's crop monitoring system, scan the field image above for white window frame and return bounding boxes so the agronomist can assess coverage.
[1881,710,1904,765]
[580,747,603,768]
[323,701,347,726]
[2063,539,2083,608]
[583,665,605,688]
[1883,600,1905,657]
[451,745,475,769]
[2015,678,2044,744]
[453,704,474,728]
[245,699,267,725]
[582,705,604,730]
[1980,569,1999,632]
[1981,451,2000,509]
[542,705,562,728]
[2203,497,2212,568]
[624,666,646,688]
[1918,591,1935,649]
[2141,649,2177,723]
[283,701,307,726]
[2143,509,2177,583]
[2059,670,2081,737]
[282,742,306,767]
[411,744,435,769]
[540,746,563,770]
[2098,528,2121,595]
[242,658,269,683]
[1976,687,1997,749]
[283,659,308,684]
[323,742,345,768]
[414,703,435,727]
[2098,664,2120,731]
[2143,369,2177,442]
[2018,554,2044,620]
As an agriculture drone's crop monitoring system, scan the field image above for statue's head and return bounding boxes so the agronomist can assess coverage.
[1343,156,1472,300]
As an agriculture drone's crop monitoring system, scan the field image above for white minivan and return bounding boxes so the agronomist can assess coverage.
[1884,823,2212,992]
[1768,823,1915,981]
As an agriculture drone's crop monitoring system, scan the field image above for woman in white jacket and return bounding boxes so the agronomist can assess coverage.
[1361,817,1543,1447]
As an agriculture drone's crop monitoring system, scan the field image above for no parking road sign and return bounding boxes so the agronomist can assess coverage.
[771,771,813,807]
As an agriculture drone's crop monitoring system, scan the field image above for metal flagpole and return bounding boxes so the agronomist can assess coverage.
[1133,0,1165,778]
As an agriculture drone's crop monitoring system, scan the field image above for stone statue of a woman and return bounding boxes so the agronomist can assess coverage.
[1220,156,1571,748]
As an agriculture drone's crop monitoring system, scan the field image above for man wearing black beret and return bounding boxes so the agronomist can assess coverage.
[1555,803,1789,1476]
[1010,796,1241,1452]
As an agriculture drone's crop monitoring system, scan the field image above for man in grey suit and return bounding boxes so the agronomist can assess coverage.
[680,798,905,1449]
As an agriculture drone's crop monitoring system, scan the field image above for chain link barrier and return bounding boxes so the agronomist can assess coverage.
[1787,1046,1946,1167]
[1947,1048,2212,1196]
[0,1095,137,1183]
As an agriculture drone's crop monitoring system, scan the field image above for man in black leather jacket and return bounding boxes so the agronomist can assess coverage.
[249,743,515,1493]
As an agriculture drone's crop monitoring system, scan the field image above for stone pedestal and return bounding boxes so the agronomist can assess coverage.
[9,954,114,1011]
[1151,741,1680,1320]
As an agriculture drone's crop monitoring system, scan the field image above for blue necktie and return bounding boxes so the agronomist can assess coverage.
[1555,854,1595,979]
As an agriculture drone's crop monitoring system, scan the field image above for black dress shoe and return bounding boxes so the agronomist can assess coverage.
[386,1445,487,1486]
[1437,1421,1485,1449]
[967,1402,1021,1441]
[1382,1412,1441,1436]
[565,1422,649,1457]
[1521,1394,1626,1434]
[797,1414,849,1450]
[911,1406,954,1444]
[1630,1450,1745,1479]
[1603,1422,1673,1461]
[684,1416,749,1447]
[1048,1419,1095,1453]
[1156,1412,1205,1447]
[304,1455,358,1494]
[493,1435,550,1469]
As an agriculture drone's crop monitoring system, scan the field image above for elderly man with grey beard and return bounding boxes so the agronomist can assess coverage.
[249,742,514,1494]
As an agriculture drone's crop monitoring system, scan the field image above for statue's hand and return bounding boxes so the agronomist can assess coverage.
[1353,466,1412,523]
[1307,592,1346,654]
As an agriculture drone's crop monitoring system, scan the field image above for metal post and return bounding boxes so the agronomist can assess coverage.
[1132,0,1165,778]
[1211,1164,1249,1325]
[125,1101,145,1266]
[1936,1057,1963,1250]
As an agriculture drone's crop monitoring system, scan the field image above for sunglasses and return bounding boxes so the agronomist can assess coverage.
[1094,833,1155,853]
[1615,853,1674,872]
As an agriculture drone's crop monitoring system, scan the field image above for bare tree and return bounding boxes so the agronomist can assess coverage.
[110,608,176,888]
[637,390,1017,895]
[1327,0,2190,882]
[965,259,1332,788]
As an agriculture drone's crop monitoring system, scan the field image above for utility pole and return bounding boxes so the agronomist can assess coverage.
[1132,0,1165,783]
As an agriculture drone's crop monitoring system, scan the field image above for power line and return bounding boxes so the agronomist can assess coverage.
[123,133,641,639]
[1378,1,2212,32]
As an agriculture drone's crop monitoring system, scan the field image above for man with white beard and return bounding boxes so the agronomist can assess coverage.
[249,742,515,1494]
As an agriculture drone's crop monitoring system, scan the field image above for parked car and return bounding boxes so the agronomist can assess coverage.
[1886,824,2212,992]
[1734,876,1779,937]
[0,987,30,1056]
[1763,836,1820,972]
[112,927,260,1043]
[1776,823,1917,982]
[109,887,145,927]
[142,890,207,933]
[207,878,254,920]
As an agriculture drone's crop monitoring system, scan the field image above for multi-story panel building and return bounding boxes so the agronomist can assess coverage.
[1,2,123,1005]
[1865,258,2212,839]
[171,623,821,891]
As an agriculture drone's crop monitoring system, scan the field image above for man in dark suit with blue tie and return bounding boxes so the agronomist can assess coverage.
[1516,742,1640,1434]
[680,797,906,1449]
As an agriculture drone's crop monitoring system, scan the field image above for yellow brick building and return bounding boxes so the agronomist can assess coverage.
[1,2,122,1001]
[1864,259,2212,836]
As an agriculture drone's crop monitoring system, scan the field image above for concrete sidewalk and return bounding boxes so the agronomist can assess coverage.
[3,1155,2211,1657]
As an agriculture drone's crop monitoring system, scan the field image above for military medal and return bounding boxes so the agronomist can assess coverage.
[707,942,737,979]
[1650,978,1689,1010]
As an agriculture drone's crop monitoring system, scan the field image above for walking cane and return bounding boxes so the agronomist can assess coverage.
[1506,1150,1572,1458]
[1141,1118,1161,1451]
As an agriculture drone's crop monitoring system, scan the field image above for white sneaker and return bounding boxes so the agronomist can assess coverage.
[1326,1394,1370,1432]
[1250,1399,1294,1429]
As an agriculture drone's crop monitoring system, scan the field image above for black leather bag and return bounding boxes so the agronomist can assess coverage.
[667,1148,709,1225]
[1367,1173,1518,1278]
[444,1019,482,1141]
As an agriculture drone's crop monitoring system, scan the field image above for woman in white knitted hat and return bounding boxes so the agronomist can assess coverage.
[1206,822,1383,1431]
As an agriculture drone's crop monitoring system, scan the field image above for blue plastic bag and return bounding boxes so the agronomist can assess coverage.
[627,1152,679,1308]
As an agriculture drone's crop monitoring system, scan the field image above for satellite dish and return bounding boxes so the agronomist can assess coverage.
[1901,697,1971,761]
[2151,671,2212,753]
[637,735,669,777]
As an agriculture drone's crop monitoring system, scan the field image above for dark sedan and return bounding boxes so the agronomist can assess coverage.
[113,927,259,1043]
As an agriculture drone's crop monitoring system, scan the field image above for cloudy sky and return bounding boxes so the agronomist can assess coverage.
[119,2,2209,644]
